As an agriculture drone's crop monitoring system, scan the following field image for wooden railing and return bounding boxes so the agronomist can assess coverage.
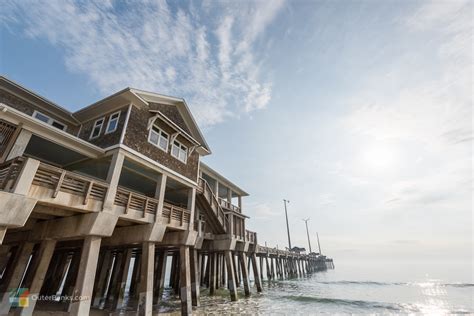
[0,156,25,191]
[33,162,109,204]
[114,187,159,216]
[161,202,191,225]
[218,197,240,213]
[198,177,228,232]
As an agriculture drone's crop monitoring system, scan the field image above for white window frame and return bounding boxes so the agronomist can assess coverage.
[148,126,169,152]
[171,139,188,163]
[32,110,67,131]
[105,111,121,134]
[90,117,105,139]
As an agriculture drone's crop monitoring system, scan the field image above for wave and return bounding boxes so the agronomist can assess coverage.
[314,280,474,288]
[283,295,409,312]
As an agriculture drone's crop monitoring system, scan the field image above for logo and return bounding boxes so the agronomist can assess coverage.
[9,288,30,307]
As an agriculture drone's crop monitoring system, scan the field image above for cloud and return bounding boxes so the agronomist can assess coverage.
[1,0,285,126]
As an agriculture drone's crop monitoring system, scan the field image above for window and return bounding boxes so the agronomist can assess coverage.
[171,140,187,163]
[90,117,105,139]
[105,111,121,134]
[148,126,169,152]
[32,110,67,131]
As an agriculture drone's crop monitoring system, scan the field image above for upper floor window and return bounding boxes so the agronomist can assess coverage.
[148,126,169,152]
[32,110,67,131]
[171,140,187,163]
[105,111,120,134]
[90,117,104,139]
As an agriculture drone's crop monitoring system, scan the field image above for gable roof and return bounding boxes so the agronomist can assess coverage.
[72,87,211,156]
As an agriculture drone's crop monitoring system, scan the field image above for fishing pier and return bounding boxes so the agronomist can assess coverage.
[0,76,333,315]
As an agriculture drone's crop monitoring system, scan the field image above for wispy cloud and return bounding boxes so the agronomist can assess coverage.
[1,0,285,126]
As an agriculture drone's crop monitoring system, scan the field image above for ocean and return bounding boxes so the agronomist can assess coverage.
[157,260,473,315]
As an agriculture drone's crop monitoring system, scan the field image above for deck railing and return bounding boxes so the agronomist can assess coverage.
[162,202,191,225]
[245,229,256,244]
[114,187,159,216]
[32,162,109,204]
[0,156,25,191]
[0,120,17,157]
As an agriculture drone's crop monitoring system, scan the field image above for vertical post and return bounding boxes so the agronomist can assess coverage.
[92,249,113,307]
[69,236,102,316]
[209,253,216,295]
[115,248,133,309]
[179,246,192,315]
[155,174,168,217]
[238,252,250,296]
[153,249,167,304]
[103,151,125,210]
[187,187,196,230]
[0,242,35,315]
[16,240,57,316]
[251,254,262,292]
[137,242,154,316]
[190,248,200,307]
[5,129,32,160]
[224,250,238,301]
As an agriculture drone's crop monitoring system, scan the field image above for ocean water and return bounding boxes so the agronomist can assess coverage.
[157,260,473,315]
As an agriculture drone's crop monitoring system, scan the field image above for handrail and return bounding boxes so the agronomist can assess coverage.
[198,177,229,232]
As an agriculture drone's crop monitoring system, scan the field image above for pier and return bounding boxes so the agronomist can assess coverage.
[0,76,333,315]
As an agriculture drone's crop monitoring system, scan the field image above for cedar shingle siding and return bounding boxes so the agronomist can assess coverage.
[123,105,199,181]
[0,89,79,135]
[77,106,129,148]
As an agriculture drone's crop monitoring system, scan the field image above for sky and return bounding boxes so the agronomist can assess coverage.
[1,0,472,269]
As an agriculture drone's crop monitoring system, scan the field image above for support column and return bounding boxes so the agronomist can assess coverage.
[238,252,250,296]
[190,249,200,306]
[6,129,32,160]
[69,236,102,316]
[209,253,216,295]
[179,246,192,315]
[224,250,237,301]
[115,248,133,309]
[137,242,154,316]
[0,242,35,315]
[250,253,262,292]
[92,249,113,306]
[153,249,168,304]
[155,174,167,217]
[187,188,196,230]
[103,151,125,210]
[15,240,57,316]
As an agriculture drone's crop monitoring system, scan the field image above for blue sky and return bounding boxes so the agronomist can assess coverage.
[1,0,472,267]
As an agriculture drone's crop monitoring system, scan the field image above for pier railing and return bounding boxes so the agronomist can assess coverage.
[245,229,256,244]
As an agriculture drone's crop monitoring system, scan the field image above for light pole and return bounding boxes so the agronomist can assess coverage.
[316,232,322,255]
[303,218,312,253]
[283,199,292,250]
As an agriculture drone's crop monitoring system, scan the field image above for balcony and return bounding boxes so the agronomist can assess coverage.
[0,157,191,230]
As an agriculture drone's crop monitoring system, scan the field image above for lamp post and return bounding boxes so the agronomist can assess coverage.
[303,218,312,253]
[283,199,292,250]
[316,232,322,255]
